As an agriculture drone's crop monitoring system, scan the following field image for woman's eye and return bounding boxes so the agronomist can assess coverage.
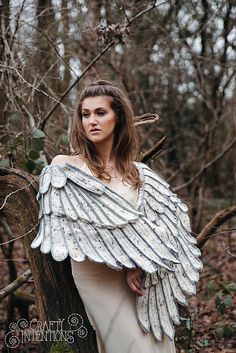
[82,111,105,118]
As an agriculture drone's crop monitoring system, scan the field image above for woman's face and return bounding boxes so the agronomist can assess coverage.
[81,96,117,146]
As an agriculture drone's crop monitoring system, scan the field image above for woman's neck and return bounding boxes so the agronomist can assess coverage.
[94,140,115,167]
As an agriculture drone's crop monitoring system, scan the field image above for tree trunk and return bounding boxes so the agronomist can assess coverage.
[0,167,98,353]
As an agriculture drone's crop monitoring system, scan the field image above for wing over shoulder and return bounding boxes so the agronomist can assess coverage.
[135,162,203,341]
[31,163,180,273]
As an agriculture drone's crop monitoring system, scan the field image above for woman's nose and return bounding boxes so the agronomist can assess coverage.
[89,114,98,124]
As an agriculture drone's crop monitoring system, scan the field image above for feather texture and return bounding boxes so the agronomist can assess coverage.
[134,162,202,341]
[31,161,202,342]
[31,163,180,274]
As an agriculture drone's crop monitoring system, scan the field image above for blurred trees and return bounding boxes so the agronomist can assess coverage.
[1,0,235,231]
[0,1,236,352]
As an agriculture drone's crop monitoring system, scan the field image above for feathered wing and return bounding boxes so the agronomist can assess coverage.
[31,163,180,274]
[135,162,203,341]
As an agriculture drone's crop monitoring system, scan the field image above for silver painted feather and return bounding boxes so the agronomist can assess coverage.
[31,163,180,274]
[135,162,202,341]
[31,161,202,342]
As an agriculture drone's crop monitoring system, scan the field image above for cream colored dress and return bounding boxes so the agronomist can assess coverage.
[70,162,176,353]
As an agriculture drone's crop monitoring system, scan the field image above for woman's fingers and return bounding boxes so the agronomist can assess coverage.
[136,288,144,296]
[133,278,141,289]
[129,281,143,296]
[126,268,144,296]
[127,277,143,296]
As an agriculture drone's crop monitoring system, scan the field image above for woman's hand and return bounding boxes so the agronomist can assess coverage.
[126,268,144,296]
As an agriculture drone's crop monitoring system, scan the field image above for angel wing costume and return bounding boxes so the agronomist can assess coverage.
[31,161,202,351]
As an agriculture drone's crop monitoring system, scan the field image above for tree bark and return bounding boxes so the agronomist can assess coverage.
[0,167,98,353]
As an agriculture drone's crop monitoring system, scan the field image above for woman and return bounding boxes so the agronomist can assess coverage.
[31,80,202,353]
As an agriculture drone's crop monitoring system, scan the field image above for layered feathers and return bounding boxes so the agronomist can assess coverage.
[135,162,202,341]
[31,161,202,341]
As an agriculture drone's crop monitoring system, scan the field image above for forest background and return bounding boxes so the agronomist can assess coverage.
[0,0,236,352]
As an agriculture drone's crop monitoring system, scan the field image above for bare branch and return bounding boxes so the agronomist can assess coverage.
[0,63,74,110]
[0,222,39,246]
[41,40,115,130]
[0,178,37,211]
[173,136,236,192]
[0,269,32,302]
[197,205,236,249]
[133,112,159,126]
[141,135,167,163]
[40,0,169,130]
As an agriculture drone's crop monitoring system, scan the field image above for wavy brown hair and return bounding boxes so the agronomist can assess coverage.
[70,79,141,189]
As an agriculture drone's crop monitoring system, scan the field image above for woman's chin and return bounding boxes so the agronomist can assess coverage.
[87,136,104,144]
[87,133,114,146]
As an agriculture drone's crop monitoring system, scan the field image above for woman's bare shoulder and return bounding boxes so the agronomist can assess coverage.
[50,154,84,167]
[50,154,70,165]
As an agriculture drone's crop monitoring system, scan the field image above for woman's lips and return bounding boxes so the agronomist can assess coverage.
[90,129,101,133]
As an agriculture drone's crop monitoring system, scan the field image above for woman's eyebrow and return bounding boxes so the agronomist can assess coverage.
[82,107,106,112]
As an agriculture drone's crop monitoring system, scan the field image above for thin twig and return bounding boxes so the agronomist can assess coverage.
[0,179,37,211]
[41,0,169,129]
[0,64,74,110]
[0,222,39,246]
[174,136,236,192]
